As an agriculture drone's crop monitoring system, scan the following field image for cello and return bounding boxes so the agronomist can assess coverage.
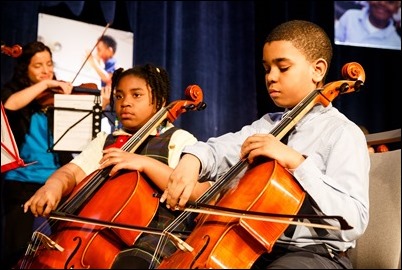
[156,62,365,269]
[17,85,206,269]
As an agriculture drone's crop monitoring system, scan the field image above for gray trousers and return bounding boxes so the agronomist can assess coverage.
[253,243,352,269]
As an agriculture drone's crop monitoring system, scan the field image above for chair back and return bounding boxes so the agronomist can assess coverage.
[349,149,401,269]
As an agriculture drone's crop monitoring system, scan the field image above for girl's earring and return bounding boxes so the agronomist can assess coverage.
[114,117,120,131]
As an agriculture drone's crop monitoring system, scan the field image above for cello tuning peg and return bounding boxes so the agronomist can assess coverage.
[197,102,207,111]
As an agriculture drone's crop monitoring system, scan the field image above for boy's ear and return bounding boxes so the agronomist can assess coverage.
[312,58,327,84]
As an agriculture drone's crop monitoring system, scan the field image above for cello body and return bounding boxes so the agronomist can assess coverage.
[158,159,305,269]
[20,169,159,269]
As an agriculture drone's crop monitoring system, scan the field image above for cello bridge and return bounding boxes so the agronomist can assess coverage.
[33,231,64,252]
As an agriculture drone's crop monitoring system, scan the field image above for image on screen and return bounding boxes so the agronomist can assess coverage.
[334,1,401,50]
[38,13,134,89]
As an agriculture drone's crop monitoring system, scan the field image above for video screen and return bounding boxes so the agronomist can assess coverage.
[334,1,401,50]
[37,13,134,150]
[38,13,134,89]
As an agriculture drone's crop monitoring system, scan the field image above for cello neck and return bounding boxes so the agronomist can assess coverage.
[195,88,323,205]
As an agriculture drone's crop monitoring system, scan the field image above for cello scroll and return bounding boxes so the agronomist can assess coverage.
[342,61,365,83]
[166,84,207,123]
[316,62,365,107]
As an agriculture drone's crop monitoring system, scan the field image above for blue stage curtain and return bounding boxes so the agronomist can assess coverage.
[1,1,400,142]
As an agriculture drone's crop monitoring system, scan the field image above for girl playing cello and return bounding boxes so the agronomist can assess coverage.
[23,64,210,268]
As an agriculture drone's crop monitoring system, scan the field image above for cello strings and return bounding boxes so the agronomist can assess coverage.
[149,102,295,267]
[149,158,251,268]
[149,211,190,268]
[121,106,169,153]
[21,205,61,268]
[21,229,43,268]
[22,106,170,268]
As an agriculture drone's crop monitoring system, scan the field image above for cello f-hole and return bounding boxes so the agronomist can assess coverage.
[190,234,210,269]
[65,237,83,269]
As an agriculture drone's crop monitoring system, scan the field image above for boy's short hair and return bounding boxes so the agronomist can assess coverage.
[99,35,117,53]
[265,20,333,70]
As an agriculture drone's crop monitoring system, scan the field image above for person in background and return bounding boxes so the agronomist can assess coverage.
[87,34,117,90]
[375,143,389,152]
[359,125,376,153]
[23,64,211,268]
[87,34,118,133]
[335,1,401,49]
[0,41,73,269]
[162,20,370,269]
[359,125,390,153]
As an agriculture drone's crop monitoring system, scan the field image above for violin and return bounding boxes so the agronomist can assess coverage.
[156,62,365,269]
[35,83,101,109]
[1,43,22,58]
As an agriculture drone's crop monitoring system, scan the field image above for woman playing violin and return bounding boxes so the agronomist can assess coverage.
[23,64,211,268]
[162,20,370,269]
[0,41,73,269]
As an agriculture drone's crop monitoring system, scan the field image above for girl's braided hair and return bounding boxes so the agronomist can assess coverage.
[110,63,171,111]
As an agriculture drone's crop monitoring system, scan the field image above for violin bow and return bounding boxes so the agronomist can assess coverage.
[183,202,351,231]
[48,210,193,252]
[70,22,111,85]
[153,193,352,231]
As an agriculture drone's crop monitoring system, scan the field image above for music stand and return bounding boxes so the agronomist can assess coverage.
[49,93,102,152]
[1,102,26,173]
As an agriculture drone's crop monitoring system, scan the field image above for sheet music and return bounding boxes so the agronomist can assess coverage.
[53,94,98,152]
